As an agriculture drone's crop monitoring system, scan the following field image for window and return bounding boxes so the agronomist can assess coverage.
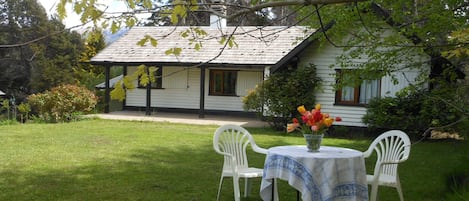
[335,69,380,106]
[138,67,163,89]
[209,70,237,96]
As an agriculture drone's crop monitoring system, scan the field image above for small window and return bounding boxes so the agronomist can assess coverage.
[209,70,237,96]
[138,67,163,89]
[335,69,380,106]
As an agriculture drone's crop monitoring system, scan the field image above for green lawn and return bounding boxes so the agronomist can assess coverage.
[0,119,468,201]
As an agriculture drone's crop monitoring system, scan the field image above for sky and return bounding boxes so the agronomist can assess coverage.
[38,0,128,28]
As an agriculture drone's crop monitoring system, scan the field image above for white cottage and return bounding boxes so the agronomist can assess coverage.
[91,24,431,127]
[90,25,323,118]
[290,40,429,127]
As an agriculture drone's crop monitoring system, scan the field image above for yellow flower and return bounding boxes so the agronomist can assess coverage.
[315,103,321,110]
[297,105,307,114]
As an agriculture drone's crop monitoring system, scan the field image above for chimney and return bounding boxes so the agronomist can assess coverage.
[210,0,226,28]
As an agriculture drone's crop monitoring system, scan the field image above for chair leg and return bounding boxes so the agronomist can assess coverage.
[244,178,250,197]
[395,179,404,201]
[216,176,225,201]
[233,176,241,201]
[244,178,251,197]
[369,184,379,201]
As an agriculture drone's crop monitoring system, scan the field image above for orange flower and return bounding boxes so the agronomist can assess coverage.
[287,123,299,133]
[324,118,334,127]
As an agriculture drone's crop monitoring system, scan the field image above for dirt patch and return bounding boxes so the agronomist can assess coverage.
[430,130,465,140]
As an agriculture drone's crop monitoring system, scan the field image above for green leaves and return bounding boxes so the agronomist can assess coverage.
[136,35,158,47]
[27,85,98,122]
[136,65,158,87]
[179,27,208,51]
[243,64,321,130]
[170,0,186,25]
[110,65,159,101]
[219,36,238,48]
[170,0,200,25]
[110,80,127,101]
[111,21,120,33]
[56,0,69,20]
[165,48,182,56]
[125,16,137,28]
[443,28,469,59]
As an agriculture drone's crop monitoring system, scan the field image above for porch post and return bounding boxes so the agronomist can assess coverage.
[199,66,206,118]
[145,66,152,116]
[122,66,128,109]
[104,65,111,113]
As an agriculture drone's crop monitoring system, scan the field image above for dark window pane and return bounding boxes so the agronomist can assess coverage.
[209,70,237,96]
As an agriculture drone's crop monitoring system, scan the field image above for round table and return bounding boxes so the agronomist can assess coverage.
[260,145,368,201]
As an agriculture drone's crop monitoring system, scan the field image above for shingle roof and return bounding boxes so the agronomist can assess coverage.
[90,26,316,66]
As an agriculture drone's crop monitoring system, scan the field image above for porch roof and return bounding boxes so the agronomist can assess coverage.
[90,26,317,66]
[0,90,4,96]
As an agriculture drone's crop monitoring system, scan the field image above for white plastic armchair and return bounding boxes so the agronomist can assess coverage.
[213,124,268,201]
[363,130,411,201]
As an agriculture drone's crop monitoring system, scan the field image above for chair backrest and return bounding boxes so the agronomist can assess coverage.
[213,124,258,171]
[364,130,411,178]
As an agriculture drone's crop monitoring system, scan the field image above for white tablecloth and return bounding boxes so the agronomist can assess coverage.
[260,145,368,201]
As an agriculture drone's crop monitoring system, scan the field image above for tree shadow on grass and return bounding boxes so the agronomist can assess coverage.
[0,145,231,201]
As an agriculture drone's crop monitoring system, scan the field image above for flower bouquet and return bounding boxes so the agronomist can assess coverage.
[287,104,341,152]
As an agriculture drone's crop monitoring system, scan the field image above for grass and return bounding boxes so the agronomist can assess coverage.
[0,119,468,201]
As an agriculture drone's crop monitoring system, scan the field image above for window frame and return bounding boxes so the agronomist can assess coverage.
[334,69,381,106]
[209,69,238,96]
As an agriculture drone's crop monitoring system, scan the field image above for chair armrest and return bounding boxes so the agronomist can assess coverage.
[252,146,268,154]
[363,147,374,158]
[380,158,408,165]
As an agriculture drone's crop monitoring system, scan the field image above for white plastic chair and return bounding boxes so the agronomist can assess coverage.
[213,124,268,201]
[363,130,411,201]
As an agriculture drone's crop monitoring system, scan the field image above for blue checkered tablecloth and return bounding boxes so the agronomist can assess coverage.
[260,146,368,201]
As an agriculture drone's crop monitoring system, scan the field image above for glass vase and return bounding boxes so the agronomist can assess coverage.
[303,133,324,152]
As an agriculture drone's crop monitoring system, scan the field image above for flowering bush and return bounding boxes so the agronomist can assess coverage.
[287,104,341,135]
[28,84,98,122]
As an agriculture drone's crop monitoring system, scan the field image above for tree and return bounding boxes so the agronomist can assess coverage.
[30,17,85,93]
[55,0,363,32]
[298,1,468,86]
[0,0,85,102]
[74,27,107,90]
[0,0,50,100]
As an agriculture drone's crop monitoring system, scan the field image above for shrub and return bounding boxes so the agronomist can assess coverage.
[17,103,31,123]
[243,64,321,130]
[28,84,98,122]
[363,88,465,138]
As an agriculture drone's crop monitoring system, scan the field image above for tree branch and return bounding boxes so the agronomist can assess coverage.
[207,0,368,20]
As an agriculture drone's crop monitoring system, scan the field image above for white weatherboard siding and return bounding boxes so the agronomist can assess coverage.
[125,67,200,109]
[298,42,429,127]
[125,66,264,112]
[206,70,264,111]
